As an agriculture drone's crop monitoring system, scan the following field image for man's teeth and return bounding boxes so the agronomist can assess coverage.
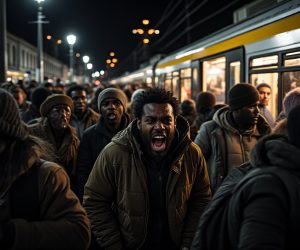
[153,136,164,139]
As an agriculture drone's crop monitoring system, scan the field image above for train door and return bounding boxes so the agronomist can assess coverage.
[249,49,300,117]
[201,47,244,104]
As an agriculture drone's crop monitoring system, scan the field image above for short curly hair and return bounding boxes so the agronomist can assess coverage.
[133,87,179,119]
[66,85,87,97]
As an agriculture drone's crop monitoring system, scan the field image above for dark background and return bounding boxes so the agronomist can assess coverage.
[6,0,255,77]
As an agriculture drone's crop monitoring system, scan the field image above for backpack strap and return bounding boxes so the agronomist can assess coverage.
[10,160,44,221]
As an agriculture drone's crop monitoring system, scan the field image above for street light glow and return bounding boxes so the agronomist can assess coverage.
[142,19,149,25]
[87,63,93,70]
[66,34,76,45]
[83,55,90,64]
[35,0,45,3]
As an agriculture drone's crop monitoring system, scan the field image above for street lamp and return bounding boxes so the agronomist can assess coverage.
[34,0,46,84]
[66,34,76,82]
[132,19,159,63]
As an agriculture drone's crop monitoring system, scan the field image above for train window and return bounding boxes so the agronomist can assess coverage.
[283,71,300,96]
[180,68,191,78]
[251,55,278,67]
[229,61,241,85]
[180,79,191,101]
[172,76,180,99]
[164,79,172,91]
[202,56,226,103]
[172,71,179,77]
[251,73,278,117]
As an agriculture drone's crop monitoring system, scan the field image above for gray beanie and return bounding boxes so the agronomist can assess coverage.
[228,83,259,111]
[98,87,128,111]
[0,89,29,140]
[40,94,74,117]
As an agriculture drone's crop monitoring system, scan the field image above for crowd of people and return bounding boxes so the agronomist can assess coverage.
[1,78,300,250]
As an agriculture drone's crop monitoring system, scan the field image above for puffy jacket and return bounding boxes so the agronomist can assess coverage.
[84,116,211,250]
[194,106,270,193]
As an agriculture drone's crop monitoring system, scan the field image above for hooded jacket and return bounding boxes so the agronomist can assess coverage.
[194,106,271,193]
[227,134,300,249]
[83,116,211,250]
[0,156,90,250]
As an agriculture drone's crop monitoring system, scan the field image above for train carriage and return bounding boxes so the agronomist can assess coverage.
[112,0,300,118]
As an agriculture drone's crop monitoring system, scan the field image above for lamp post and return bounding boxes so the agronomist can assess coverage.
[132,19,159,63]
[86,63,93,83]
[82,55,89,83]
[34,0,46,84]
[66,34,76,82]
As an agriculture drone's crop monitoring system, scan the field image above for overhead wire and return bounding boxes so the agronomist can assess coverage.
[151,0,208,47]
[159,0,240,51]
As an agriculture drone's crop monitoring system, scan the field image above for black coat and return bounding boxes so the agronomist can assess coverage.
[228,135,300,250]
[76,114,130,201]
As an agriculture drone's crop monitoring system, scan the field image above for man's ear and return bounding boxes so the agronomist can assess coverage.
[137,119,141,130]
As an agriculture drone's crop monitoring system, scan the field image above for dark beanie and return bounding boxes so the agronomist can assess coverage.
[287,104,300,148]
[0,89,29,140]
[40,94,74,117]
[196,91,216,113]
[98,87,128,112]
[31,87,52,110]
[228,83,259,111]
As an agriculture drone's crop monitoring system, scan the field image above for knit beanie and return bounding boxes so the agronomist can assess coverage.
[287,104,300,148]
[0,89,29,140]
[228,83,259,111]
[196,91,216,113]
[98,87,128,111]
[283,87,300,116]
[40,94,74,117]
[31,87,52,110]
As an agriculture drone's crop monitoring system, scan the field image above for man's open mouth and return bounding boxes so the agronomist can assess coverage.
[151,135,167,152]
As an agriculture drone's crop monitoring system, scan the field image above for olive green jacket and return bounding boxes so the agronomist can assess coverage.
[84,116,211,250]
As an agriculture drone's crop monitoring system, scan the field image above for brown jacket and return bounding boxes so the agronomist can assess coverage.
[84,116,211,250]
[0,159,90,250]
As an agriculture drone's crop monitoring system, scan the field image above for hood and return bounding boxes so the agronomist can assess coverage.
[213,105,271,136]
[250,134,300,172]
[111,115,191,160]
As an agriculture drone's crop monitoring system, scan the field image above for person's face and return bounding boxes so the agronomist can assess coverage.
[70,90,87,115]
[100,98,124,128]
[137,103,176,157]
[47,104,71,131]
[12,89,26,106]
[258,86,271,106]
[233,102,260,129]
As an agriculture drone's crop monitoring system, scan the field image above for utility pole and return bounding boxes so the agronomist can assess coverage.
[0,0,7,83]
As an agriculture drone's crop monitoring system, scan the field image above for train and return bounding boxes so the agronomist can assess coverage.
[111,0,300,118]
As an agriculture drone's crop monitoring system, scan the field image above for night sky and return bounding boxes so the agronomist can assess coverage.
[6,0,255,76]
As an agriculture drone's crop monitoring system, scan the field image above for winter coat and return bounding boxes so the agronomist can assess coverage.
[83,116,211,250]
[227,134,300,249]
[194,106,271,193]
[0,157,91,250]
[76,114,130,201]
[70,107,100,139]
[28,118,80,180]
